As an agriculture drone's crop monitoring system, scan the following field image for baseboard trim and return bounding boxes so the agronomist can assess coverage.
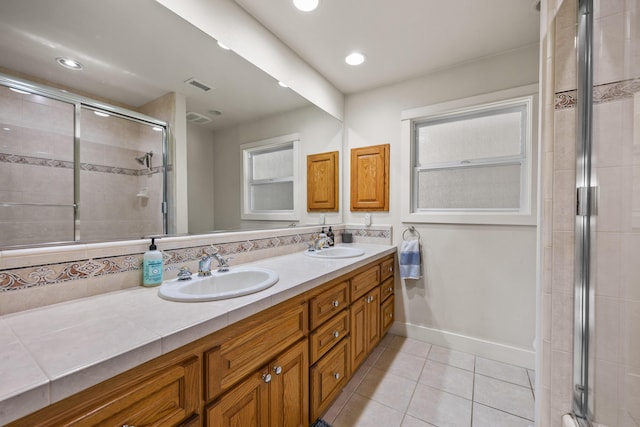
[389,322,535,369]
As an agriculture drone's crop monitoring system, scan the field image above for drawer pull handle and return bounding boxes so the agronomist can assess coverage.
[332,330,340,339]
[332,300,340,308]
[366,295,373,303]
[262,373,272,383]
[273,366,282,375]
[333,372,340,380]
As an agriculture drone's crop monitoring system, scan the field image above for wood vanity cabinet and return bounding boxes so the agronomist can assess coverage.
[206,339,308,427]
[6,352,201,427]
[7,253,397,427]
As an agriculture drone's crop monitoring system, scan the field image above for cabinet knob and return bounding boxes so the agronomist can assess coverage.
[387,287,393,292]
[389,266,393,272]
[366,295,373,303]
[333,372,340,380]
[388,313,393,318]
[332,330,340,339]
[273,366,283,375]
[331,300,340,308]
[262,373,272,383]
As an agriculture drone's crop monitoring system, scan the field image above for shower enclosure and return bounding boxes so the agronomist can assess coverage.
[0,73,168,247]
[563,0,639,425]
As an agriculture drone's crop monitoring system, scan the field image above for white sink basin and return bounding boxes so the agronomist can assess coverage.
[304,246,365,259]
[158,267,279,302]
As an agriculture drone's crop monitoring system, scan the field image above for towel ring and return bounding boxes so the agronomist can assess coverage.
[402,225,421,241]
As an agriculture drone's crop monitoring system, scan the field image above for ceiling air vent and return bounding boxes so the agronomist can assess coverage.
[184,77,212,92]
[186,111,212,125]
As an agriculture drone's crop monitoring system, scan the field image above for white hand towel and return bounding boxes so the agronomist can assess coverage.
[399,239,421,279]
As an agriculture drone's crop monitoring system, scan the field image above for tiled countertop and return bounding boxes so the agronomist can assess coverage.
[0,243,396,425]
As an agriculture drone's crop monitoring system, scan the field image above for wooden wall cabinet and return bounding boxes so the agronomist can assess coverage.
[307,151,339,212]
[350,144,390,211]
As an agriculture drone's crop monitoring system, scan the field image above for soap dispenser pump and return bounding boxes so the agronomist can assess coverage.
[142,237,163,287]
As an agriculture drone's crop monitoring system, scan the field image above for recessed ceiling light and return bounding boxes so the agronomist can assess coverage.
[217,41,231,50]
[2,127,11,131]
[94,111,110,117]
[9,87,30,95]
[56,57,83,70]
[278,81,289,88]
[293,0,318,12]
[345,52,366,66]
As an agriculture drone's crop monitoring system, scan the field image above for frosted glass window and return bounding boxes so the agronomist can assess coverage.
[241,135,299,220]
[251,182,294,210]
[411,98,530,214]
[416,106,525,165]
[417,164,521,209]
[251,146,293,180]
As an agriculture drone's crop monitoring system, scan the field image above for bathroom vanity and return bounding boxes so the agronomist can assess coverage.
[4,245,395,427]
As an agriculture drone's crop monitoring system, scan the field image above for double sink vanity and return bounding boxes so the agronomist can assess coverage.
[2,242,396,426]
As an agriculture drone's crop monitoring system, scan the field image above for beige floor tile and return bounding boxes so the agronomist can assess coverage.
[322,389,351,424]
[401,414,437,427]
[472,402,534,427]
[427,345,475,372]
[418,359,474,400]
[355,367,417,412]
[387,335,432,358]
[476,356,531,387]
[474,374,535,421]
[407,384,472,427]
[374,347,427,381]
[332,393,404,427]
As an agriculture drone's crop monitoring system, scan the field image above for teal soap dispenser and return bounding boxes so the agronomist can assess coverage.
[142,237,163,287]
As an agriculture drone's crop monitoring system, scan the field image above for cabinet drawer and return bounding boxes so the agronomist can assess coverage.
[381,295,394,337]
[310,337,350,422]
[380,277,394,301]
[205,302,307,401]
[12,356,200,427]
[350,265,380,301]
[380,256,395,281]
[309,309,349,364]
[309,280,349,330]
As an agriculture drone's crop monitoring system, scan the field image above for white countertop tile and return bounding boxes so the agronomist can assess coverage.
[0,243,395,424]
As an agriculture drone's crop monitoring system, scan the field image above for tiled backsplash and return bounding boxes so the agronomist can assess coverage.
[0,224,392,315]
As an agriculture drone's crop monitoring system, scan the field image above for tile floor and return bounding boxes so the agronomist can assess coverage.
[322,334,535,427]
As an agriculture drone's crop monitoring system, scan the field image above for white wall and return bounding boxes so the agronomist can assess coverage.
[344,44,540,366]
[187,123,215,234]
[212,104,343,230]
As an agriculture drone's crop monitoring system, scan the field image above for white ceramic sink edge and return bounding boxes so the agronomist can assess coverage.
[158,267,279,302]
[304,245,365,259]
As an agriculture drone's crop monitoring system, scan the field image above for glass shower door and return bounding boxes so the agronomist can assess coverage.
[583,0,640,425]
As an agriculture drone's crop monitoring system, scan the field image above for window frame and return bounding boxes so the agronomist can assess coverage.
[400,84,538,225]
[240,133,300,221]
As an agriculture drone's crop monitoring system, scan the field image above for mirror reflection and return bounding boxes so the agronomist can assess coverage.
[0,0,343,249]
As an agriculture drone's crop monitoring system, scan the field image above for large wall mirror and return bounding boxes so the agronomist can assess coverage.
[0,0,343,249]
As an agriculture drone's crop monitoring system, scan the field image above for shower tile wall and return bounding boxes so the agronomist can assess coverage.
[79,109,163,241]
[540,0,640,425]
[0,83,164,247]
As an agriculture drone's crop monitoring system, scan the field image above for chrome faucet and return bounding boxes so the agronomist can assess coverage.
[212,253,232,272]
[198,255,213,277]
[311,232,330,251]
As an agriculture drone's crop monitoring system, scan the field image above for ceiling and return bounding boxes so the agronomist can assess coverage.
[234,0,541,94]
[0,0,540,129]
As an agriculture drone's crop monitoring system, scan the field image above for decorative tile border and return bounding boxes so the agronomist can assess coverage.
[0,152,165,176]
[554,77,640,110]
[0,226,394,293]
[0,231,318,292]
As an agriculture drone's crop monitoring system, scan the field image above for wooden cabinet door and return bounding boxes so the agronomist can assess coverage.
[206,368,270,427]
[365,287,381,352]
[350,296,368,370]
[307,151,339,211]
[350,144,389,211]
[381,295,395,337]
[270,340,309,427]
